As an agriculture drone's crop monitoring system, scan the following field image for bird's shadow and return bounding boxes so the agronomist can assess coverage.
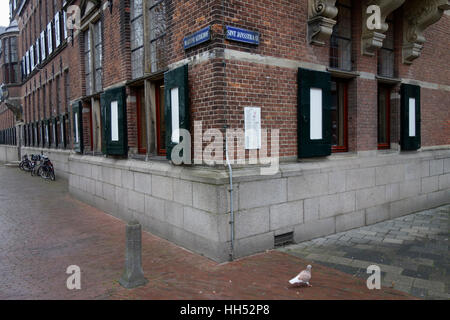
[288,283,312,289]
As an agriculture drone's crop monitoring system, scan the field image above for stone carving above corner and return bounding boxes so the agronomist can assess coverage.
[361,0,406,56]
[3,100,23,122]
[308,0,338,46]
[402,0,450,64]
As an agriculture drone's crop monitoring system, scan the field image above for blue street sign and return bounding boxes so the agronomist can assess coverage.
[183,26,211,50]
[225,26,259,45]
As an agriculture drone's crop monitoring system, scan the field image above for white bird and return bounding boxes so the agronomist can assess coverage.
[289,265,312,287]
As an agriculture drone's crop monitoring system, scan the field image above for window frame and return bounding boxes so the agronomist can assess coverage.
[378,18,395,78]
[155,80,166,156]
[136,86,147,154]
[330,78,349,153]
[131,0,145,79]
[83,19,103,96]
[148,0,167,74]
[377,85,391,150]
[93,20,103,93]
[329,0,352,71]
[47,21,53,55]
[54,11,61,48]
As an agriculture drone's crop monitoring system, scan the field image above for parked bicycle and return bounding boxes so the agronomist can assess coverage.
[30,154,42,177]
[19,153,56,181]
[19,154,32,172]
[39,155,56,181]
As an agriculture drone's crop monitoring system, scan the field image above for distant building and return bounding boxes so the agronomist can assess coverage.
[0,18,20,146]
[0,0,449,262]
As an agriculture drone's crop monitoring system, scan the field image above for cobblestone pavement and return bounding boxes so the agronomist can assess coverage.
[279,205,450,300]
[0,163,412,300]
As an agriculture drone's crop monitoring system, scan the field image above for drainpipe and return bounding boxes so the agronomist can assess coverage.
[224,125,234,261]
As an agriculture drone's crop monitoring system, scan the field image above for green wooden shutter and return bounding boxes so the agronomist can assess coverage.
[60,114,66,148]
[41,120,45,147]
[297,68,332,158]
[31,123,34,146]
[44,119,49,148]
[72,101,83,153]
[400,84,421,151]
[101,86,128,156]
[164,64,189,160]
[53,117,58,147]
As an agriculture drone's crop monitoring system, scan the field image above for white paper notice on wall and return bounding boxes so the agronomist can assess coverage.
[171,87,180,144]
[409,98,416,137]
[111,101,119,142]
[310,88,323,140]
[244,107,261,150]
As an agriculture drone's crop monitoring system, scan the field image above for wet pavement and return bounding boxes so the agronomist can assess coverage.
[280,205,450,299]
[0,163,412,300]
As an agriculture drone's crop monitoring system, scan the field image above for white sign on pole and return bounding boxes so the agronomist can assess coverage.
[244,107,261,150]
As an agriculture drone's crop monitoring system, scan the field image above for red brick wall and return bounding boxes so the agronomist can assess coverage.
[8,0,450,155]
[103,0,131,88]
[192,0,450,155]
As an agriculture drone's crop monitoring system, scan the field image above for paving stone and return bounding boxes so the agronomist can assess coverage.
[402,268,430,280]
[363,235,384,242]
[383,238,404,245]
[413,278,446,292]
[427,290,450,300]
[410,287,428,298]
[348,238,371,245]
[358,230,378,236]
[391,283,412,293]
[383,273,416,286]
[280,203,450,300]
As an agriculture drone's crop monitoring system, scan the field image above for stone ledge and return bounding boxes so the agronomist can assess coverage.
[68,148,450,186]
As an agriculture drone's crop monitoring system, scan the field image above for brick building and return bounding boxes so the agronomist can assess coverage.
[0,0,449,262]
[0,19,20,147]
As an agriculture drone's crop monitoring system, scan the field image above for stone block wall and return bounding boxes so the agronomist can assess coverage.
[68,148,450,262]
[0,145,19,162]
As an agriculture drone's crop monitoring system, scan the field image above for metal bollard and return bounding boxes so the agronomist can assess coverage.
[119,220,148,289]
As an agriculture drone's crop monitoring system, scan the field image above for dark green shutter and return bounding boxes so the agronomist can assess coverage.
[400,84,421,151]
[60,114,66,148]
[45,119,50,148]
[72,101,83,153]
[101,86,128,156]
[297,68,332,158]
[41,120,45,147]
[53,117,58,147]
[164,64,189,161]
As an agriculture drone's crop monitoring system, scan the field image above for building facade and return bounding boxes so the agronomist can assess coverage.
[0,0,449,262]
[0,19,20,151]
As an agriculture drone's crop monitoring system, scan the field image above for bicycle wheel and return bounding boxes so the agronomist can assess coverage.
[19,161,25,170]
[50,170,56,181]
[39,167,47,179]
[23,162,32,172]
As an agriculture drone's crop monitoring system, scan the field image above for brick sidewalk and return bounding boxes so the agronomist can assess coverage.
[0,165,412,300]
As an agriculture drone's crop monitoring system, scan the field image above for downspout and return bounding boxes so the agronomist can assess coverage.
[224,125,234,262]
[222,0,234,261]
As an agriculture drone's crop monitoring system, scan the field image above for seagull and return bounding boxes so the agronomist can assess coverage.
[289,265,312,287]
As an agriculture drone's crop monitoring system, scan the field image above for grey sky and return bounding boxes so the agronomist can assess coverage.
[0,1,11,27]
